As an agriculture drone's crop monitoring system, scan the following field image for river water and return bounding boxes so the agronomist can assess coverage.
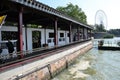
[52,39,120,80]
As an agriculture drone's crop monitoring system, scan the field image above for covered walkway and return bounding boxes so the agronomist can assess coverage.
[0,0,93,73]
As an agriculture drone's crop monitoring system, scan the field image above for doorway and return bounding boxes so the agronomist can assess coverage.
[32,31,41,49]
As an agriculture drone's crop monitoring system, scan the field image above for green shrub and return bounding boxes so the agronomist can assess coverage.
[103,34,114,38]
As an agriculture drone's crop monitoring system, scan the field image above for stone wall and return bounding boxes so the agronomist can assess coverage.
[10,42,93,80]
[19,67,51,80]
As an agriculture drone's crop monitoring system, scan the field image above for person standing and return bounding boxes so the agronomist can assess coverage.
[6,40,14,54]
[0,46,2,54]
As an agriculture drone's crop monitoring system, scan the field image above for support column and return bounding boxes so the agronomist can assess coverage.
[18,7,24,58]
[69,23,72,43]
[77,26,80,41]
[87,28,88,39]
[54,19,58,46]
[25,25,28,50]
[44,26,48,47]
[86,28,87,39]
[44,26,46,44]
[90,29,92,39]
[83,28,85,40]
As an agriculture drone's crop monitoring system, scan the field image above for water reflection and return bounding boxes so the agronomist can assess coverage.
[52,48,120,80]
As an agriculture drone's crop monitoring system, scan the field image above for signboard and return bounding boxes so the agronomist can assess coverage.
[0,15,7,28]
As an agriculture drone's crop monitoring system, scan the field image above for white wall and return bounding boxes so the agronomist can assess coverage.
[0,26,25,56]
[46,29,54,47]
[72,28,77,41]
[27,28,45,50]
[26,28,32,50]
[22,28,26,51]
[0,26,28,51]
[65,31,69,44]
[0,26,70,51]
[58,30,65,46]
[84,28,87,39]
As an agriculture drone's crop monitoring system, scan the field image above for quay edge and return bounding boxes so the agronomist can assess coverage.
[0,41,93,80]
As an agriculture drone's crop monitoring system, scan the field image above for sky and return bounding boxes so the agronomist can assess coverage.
[37,0,120,30]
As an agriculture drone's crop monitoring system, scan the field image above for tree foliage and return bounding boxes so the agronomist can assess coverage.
[94,24,106,32]
[108,29,120,37]
[103,34,114,38]
[56,3,87,24]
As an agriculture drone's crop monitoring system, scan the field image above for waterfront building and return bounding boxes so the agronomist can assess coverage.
[0,0,93,80]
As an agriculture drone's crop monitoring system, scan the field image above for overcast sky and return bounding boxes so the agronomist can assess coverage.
[37,0,120,30]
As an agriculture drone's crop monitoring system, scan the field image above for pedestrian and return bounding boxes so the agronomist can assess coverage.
[0,46,2,54]
[6,40,14,55]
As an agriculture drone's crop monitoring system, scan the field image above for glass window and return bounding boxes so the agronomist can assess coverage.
[1,31,17,40]
[47,39,51,43]
[49,33,54,38]
[60,33,64,37]
[59,38,62,41]
[67,33,69,37]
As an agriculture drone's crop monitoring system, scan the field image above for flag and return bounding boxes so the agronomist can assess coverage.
[0,15,7,28]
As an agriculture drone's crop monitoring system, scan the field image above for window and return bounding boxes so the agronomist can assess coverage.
[67,33,69,37]
[49,33,54,38]
[47,39,51,43]
[1,31,17,40]
[60,33,64,37]
[59,38,62,41]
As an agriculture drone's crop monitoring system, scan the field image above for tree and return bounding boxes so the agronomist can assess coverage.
[94,24,106,32]
[56,3,87,24]
[108,29,120,37]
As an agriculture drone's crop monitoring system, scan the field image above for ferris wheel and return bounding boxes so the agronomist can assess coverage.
[95,10,108,30]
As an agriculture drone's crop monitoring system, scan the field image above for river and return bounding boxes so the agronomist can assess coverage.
[52,39,120,80]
